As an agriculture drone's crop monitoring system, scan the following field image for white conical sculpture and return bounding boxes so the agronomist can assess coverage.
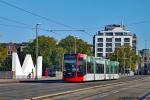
[37,56,42,78]
[22,54,35,77]
[12,53,23,78]
[12,52,42,79]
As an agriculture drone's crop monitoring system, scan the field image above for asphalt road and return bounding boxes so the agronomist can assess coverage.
[49,76,150,100]
[0,75,149,100]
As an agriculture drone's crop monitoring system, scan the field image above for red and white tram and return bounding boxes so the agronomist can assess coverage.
[63,53,119,82]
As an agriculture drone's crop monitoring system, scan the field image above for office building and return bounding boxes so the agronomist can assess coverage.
[93,24,137,58]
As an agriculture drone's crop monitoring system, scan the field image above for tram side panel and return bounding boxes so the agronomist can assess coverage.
[83,56,94,81]
[94,58,105,80]
[105,60,120,80]
[110,61,114,79]
[105,60,110,80]
[114,61,120,79]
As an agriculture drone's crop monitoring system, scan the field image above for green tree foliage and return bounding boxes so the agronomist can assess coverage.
[23,35,92,74]
[51,47,66,71]
[108,45,139,71]
[58,35,92,56]
[0,45,7,69]
[23,35,65,74]
[1,56,12,71]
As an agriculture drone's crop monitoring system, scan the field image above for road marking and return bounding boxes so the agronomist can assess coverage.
[99,93,109,98]
[112,90,119,93]
[32,77,150,100]
[120,87,128,90]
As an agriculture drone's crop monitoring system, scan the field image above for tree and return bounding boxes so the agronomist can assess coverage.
[0,45,7,70]
[58,35,92,56]
[23,35,58,74]
[1,56,12,71]
[108,45,139,72]
[51,47,66,71]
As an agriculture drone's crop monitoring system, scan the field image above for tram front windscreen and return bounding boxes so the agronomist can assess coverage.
[63,54,76,78]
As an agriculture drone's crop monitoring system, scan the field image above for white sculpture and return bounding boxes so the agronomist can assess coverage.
[12,52,42,79]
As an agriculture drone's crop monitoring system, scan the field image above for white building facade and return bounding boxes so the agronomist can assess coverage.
[93,24,137,58]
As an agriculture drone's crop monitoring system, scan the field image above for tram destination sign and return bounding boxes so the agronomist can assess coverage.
[64,54,76,60]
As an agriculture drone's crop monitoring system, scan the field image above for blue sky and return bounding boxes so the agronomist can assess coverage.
[0,0,150,50]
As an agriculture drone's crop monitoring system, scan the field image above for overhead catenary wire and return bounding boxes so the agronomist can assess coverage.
[0,16,64,38]
[0,15,63,37]
[0,16,33,28]
[0,0,92,37]
[0,0,75,29]
[5,0,150,39]
[0,23,33,29]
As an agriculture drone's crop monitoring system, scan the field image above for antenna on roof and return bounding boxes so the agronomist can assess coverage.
[121,16,124,28]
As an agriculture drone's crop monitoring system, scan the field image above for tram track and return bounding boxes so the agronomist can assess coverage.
[32,76,150,100]
[77,81,147,100]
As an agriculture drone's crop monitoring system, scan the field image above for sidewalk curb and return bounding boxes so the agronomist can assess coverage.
[0,77,63,84]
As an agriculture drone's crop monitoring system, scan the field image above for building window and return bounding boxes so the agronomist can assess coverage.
[124,43,130,46]
[106,38,112,42]
[115,38,121,42]
[105,32,113,36]
[115,43,121,48]
[115,32,123,36]
[106,43,112,47]
[97,48,103,52]
[7,50,12,55]
[98,31,104,36]
[124,38,130,42]
[132,40,136,43]
[106,48,112,52]
[97,38,103,42]
[97,43,103,47]
[97,53,103,57]
[144,57,147,61]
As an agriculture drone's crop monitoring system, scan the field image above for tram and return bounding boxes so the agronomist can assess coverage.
[63,53,119,82]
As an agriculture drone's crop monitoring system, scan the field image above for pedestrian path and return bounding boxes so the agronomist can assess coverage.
[0,76,63,84]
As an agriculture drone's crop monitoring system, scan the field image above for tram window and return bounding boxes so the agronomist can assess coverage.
[114,66,116,74]
[114,66,117,74]
[115,66,119,73]
[111,65,113,74]
[113,65,115,74]
[106,64,110,74]
[87,62,94,73]
[77,58,86,76]
[96,63,104,74]
[63,62,76,77]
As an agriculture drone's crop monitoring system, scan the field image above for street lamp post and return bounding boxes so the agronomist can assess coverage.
[75,37,77,54]
[35,23,40,80]
[74,36,79,54]
[123,47,126,75]
[129,51,132,75]
[117,49,119,62]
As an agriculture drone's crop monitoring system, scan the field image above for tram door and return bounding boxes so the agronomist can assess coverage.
[77,55,86,77]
